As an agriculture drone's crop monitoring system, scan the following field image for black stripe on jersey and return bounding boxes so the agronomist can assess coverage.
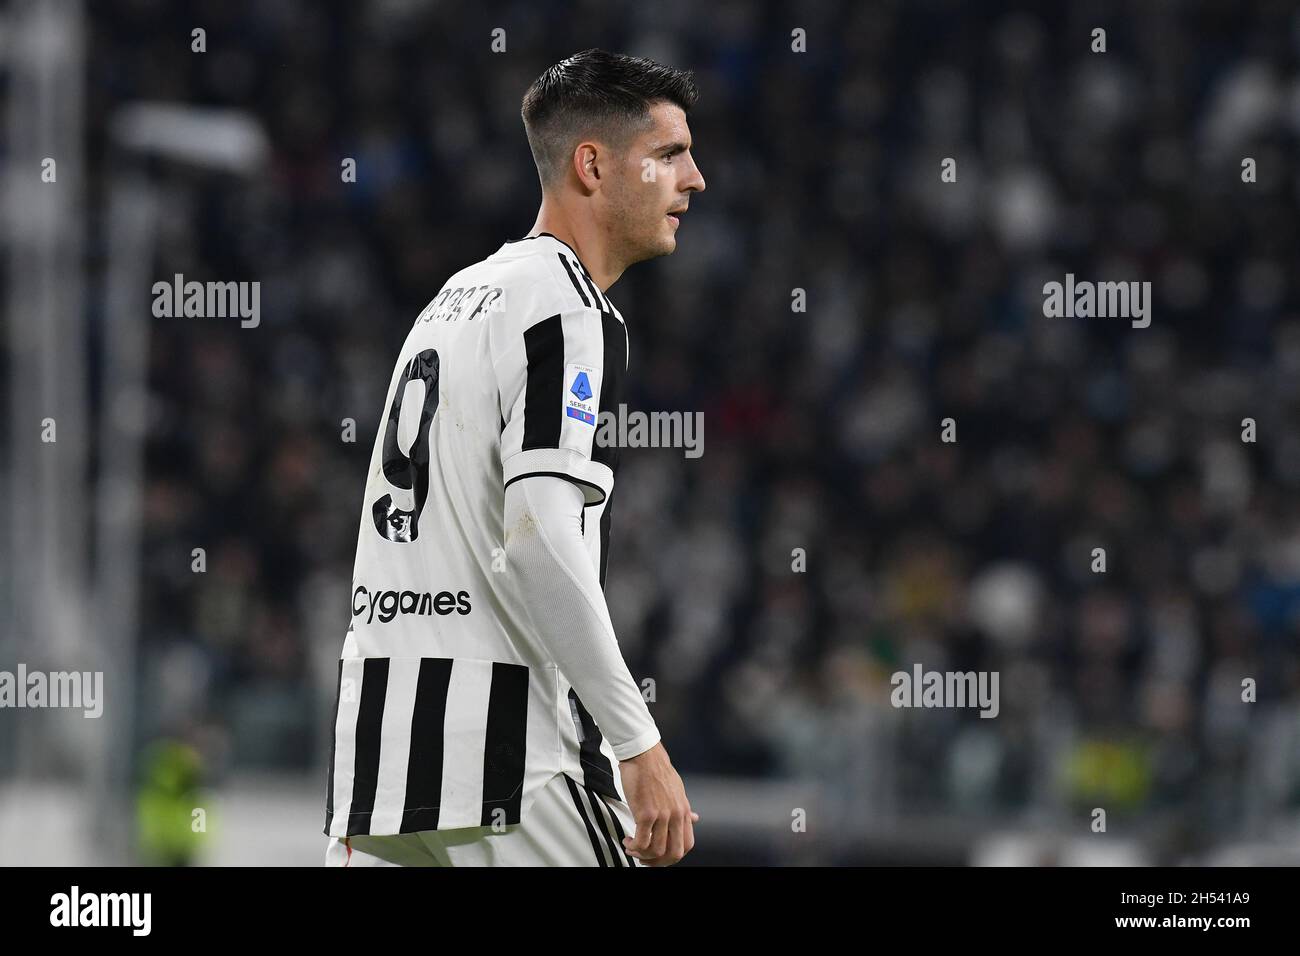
[584,782,629,867]
[522,314,564,450]
[324,659,343,833]
[399,657,454,833]
[480,662,530,826]
[565,774,610,866]
[590,310,626,471]
[593,790,638,866]
[347,657,390,836]
[574,261,608,314]
[573,258,611,314]
[598,488,614,591]
[556,254,592,308]
[568,687,618,799]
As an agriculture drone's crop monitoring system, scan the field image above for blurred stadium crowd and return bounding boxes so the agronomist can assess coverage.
[85,0,1300,860]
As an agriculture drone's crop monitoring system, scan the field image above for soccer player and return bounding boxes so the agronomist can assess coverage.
[323,49,706,866]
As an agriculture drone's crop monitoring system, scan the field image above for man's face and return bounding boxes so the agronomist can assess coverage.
[602,101,705,264]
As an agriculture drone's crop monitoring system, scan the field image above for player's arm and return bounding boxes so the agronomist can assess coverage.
[504,475,657,758]
[504,474,695,865]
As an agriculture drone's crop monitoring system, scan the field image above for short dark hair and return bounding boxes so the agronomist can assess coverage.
[521,49,698,188]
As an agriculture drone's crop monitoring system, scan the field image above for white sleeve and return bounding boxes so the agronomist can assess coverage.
[504,474,660,760]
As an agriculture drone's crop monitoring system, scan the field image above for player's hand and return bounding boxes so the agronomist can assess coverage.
[617,742,698,866]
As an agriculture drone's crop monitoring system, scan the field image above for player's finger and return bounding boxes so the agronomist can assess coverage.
[624,830,656,860]
[642,815,685,866]
[626,838,661,862]
[625,815,655,853]
[665,812,686,863]
[626,816,655,853]
[646,813,670,859]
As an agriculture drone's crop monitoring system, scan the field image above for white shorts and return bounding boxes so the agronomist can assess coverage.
[324,772,642,867]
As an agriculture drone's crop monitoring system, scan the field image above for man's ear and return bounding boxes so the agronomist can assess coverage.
[573,142,601,191]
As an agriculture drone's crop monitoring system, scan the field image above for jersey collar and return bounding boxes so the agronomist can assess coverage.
[504,232,590,271]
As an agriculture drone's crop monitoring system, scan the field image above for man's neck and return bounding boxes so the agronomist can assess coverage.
[527,208,623,293]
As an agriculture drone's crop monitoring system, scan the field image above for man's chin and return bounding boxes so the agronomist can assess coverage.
[653,231,678,256]
[627,234,676,265]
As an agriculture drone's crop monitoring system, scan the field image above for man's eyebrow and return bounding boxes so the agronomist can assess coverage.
[653,140,691,154]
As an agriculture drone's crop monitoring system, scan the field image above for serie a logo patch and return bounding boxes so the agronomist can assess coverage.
[564,364,599,426]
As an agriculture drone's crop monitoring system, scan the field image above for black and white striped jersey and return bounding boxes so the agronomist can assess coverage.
[325,233,646,839]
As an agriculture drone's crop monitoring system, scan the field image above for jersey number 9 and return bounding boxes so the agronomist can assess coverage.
[372,349,440,543]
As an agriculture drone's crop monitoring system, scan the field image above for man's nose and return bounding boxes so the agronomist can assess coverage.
[684,154,705,193]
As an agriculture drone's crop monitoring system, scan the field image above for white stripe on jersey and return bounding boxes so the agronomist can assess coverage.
[367,662,420,834]
[436,660,493,829]
[329,658,363,832]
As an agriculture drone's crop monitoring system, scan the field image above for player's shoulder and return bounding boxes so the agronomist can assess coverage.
[487,234,621,329]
